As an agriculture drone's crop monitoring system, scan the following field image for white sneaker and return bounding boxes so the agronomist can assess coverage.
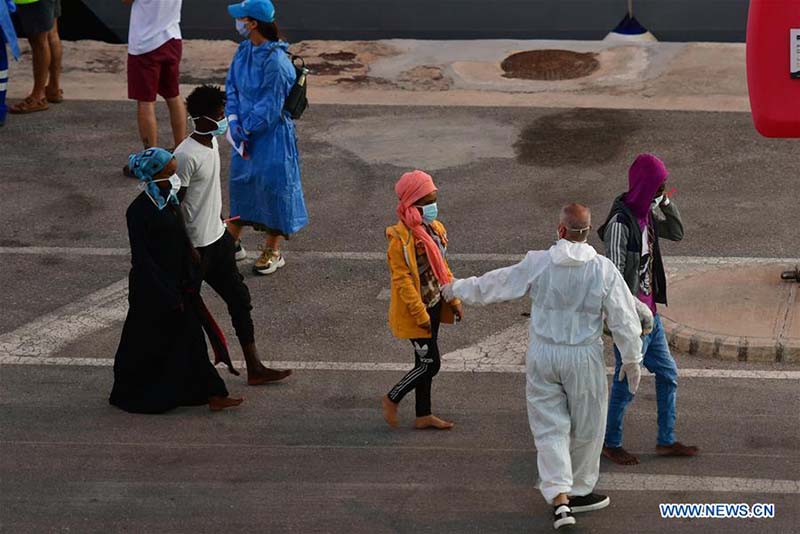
[553,504,576,529]
[234,241,247,262]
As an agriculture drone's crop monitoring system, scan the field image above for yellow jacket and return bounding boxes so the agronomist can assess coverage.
[386,220,460,339]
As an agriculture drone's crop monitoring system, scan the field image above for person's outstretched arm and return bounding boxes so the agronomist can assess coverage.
[447,252,542,306]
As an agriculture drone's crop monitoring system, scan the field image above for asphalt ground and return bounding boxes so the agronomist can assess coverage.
[1,102,799,533]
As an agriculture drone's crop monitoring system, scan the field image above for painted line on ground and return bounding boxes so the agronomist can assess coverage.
[3,248,799,375]
[0,440,792,459]
[595,473,800,495]
[2,246,799,266]
[0,279,128,357]
[1,355,798,379]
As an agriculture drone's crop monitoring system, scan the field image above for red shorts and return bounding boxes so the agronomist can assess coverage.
[127,38,182,102]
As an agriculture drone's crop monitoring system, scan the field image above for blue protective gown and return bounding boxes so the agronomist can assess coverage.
[225,40,308,236]
[1,0,21,123]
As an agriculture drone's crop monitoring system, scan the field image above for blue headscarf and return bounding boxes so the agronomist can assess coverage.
[128,148,179,210]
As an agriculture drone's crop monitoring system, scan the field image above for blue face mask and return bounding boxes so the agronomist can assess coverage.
[420,202,438,224]
[236,19,251,38]
[193,116,228,136]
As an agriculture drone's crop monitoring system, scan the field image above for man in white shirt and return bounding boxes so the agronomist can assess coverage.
[124,0,186,154]
[175,85,291,386]
[442,204,647,530]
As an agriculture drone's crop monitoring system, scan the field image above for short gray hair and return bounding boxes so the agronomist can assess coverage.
[560,203,591,241]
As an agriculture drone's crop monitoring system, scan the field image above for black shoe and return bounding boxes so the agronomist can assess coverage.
[553,504,576,529]
[569,493,610,513]
[123,164,135,178]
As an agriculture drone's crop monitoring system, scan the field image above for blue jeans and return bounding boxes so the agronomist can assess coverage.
[605,314,678,448]
[0,30,8,124]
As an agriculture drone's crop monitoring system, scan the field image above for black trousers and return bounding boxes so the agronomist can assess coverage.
[387,301,442,417]
[197,231,255,346]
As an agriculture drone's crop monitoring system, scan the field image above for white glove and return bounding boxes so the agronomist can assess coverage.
[634,299,654,336]
[618,362,641,395]
[441,282,456,302]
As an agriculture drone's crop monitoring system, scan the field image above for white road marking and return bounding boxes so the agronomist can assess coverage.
[2,354,799,379]
[0,246,130,257]
[2,246,799,266]
[0,279,128,357]
[595,473,800,495]
[2,248,798,377]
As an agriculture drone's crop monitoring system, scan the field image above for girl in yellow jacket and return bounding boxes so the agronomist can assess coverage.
[382,170,463,430]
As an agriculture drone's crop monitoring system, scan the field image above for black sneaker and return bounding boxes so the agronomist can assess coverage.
[553,504,576,529]
[569,493,610,513]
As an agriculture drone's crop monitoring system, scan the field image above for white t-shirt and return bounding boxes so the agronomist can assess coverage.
[174,136,226,248]
[128,0,182,56]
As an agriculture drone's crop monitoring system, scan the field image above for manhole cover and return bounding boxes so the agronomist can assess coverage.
[501,50,599,81]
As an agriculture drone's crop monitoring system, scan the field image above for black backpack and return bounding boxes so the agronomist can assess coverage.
[284,55,309,120]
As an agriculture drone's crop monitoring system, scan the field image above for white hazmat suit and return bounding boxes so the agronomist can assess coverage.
[447,240,643,503]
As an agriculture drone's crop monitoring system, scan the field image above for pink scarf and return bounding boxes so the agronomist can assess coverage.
[395,171,452,286]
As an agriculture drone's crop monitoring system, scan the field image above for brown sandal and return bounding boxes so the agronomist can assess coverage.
[45,88,64,104]
[9,96,49,114]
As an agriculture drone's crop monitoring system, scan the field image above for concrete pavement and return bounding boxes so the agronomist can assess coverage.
[1,101,799,533]
[7,39,749,111]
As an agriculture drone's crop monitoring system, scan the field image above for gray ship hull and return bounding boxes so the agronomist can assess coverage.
[81,0,748,43]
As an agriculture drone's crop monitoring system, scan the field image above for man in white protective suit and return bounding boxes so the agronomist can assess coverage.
[442,203,651,530]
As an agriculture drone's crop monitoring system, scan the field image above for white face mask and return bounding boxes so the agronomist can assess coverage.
[236,19,251,38]
[146,174,181,206]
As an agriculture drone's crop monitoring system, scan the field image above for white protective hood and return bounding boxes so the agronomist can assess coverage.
[549,239,597,266]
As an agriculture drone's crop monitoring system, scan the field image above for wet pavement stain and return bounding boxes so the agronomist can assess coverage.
[319,51,358,62]
[514,108,638,167]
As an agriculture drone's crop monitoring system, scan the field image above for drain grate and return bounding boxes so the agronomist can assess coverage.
[501,50,600,81]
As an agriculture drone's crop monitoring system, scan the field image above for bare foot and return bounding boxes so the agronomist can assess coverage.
[656,442,699,457]
[414,415,454,430]
[209,396,244,411]
[382,395,399,428]
[247,368,292,386]
[602,446,640,465]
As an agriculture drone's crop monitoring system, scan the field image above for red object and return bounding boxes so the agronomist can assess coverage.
[746,0,800,138]
[127,39,183,102]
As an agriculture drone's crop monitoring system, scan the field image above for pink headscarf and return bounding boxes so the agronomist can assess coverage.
[395,171,452,286]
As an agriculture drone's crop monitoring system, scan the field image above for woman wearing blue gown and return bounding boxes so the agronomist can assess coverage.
[225,0,308,276]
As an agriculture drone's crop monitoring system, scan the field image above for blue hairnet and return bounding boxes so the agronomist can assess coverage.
[128,148,174,182]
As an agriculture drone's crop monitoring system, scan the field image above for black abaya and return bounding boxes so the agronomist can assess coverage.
[109,193,228,414]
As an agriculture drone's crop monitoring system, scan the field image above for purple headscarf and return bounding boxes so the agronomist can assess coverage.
[624,153,669,229]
